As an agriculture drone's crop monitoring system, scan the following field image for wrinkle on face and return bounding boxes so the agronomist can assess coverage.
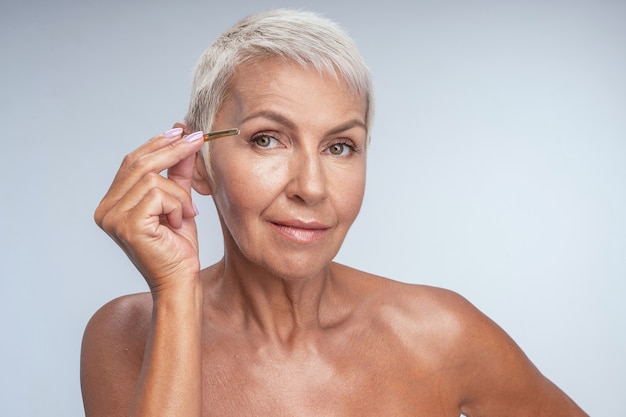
[205,58,367,283]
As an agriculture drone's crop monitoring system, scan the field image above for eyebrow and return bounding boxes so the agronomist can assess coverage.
[240,110,367,136]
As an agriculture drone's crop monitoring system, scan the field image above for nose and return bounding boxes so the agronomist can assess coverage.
[285,148,328,205]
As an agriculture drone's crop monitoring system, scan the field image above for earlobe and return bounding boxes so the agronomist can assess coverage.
[192,152,214,195]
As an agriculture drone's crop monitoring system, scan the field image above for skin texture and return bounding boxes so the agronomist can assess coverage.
[82,59,588,417]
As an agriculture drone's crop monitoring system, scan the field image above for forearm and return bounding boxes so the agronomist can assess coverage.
[129,280,204,417]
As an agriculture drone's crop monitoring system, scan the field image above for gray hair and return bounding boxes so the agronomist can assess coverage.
[183,9,374,175]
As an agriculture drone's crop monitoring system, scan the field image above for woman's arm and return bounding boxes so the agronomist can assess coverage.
[81,126,206,417]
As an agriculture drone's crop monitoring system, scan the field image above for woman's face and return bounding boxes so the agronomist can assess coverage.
[204,59,368,280]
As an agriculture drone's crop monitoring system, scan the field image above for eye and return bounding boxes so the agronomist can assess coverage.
[326,141,357,156]
[250,133,280,149]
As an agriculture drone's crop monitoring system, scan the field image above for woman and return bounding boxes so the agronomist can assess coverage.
[81,9,587,417]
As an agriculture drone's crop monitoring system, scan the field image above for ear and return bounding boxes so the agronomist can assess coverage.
[192,151,214,196]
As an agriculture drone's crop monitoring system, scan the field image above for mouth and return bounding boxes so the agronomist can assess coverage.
[270,220,331,244]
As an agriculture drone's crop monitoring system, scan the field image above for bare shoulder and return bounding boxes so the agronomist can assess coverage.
[80,292,152,416]
[333,262,477,334]
[333,263,588,416]
[82,292,152,353]
[333,262,481,367]
[335,263,533,359]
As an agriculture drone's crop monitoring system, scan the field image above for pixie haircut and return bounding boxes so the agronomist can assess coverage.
[183,9,374,174]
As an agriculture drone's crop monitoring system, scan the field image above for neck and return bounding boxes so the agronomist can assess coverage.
[206,255,337,346]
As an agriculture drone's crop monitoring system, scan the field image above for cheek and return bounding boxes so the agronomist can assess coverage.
[248,157,290,195]
[333,165,367,221]
[212,155,288,214]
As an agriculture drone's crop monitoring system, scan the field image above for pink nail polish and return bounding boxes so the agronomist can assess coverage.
[192,202,199,216]
[163,127,183,138]
[184,131,204,143]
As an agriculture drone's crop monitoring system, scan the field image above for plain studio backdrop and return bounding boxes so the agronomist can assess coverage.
[0,0,624,415]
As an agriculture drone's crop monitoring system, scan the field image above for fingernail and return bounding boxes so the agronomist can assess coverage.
[192,202,199,216]
[163,127,183,138]
[184,131,204,143]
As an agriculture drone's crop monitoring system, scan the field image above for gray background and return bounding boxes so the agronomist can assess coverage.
[1,0,624,415]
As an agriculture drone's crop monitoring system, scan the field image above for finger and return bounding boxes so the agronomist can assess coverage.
[101,128,184,204]
[122,127,185,171]
[106,131,205,203]
[130,130,204,176]
[112,188,197,273]
[127,188,199,258]
[142,187,185,232]
[127,173,198,220]
[95,128,203,227]
[113,187,184,242]
[99,172,197,231]
[123,130,203,177]
[172,122,192,136]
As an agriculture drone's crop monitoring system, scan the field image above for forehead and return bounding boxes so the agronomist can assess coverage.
[223,58,367,117]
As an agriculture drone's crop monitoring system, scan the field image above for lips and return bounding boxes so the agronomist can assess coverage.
[270,220,331,244]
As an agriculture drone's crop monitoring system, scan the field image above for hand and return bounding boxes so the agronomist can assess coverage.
[94,125,206,296]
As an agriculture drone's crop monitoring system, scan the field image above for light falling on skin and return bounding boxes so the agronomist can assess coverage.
[378,300,463,367]
[203,59,368,282]
[248,344,338,413]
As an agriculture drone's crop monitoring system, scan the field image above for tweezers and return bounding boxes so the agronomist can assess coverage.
[203,128,240,142]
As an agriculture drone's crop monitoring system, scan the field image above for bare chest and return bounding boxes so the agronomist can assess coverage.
[199,340,461,417]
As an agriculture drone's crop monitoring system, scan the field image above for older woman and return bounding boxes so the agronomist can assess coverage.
[81,9,587,417]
